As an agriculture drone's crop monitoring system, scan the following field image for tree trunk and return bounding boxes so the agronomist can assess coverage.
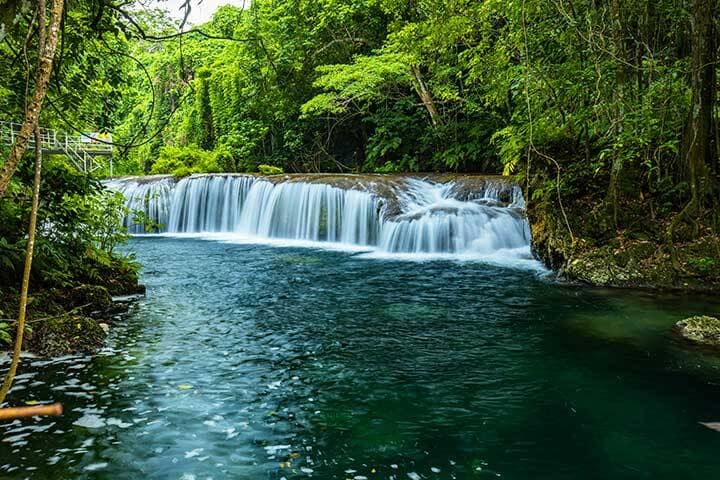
[0,0,63,199]
[682,0,716,210]
[0,125,44,405]
[410,64,442,127]
[606,0,627,229]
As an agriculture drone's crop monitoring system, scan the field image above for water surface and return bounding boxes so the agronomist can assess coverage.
[1,237,719,479]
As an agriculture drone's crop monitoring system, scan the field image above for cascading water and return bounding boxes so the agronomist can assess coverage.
[377,179,530,255]
[105,177,174,234]
[106,174,534,260]
[168,175,254,232]
[234,181,380,245]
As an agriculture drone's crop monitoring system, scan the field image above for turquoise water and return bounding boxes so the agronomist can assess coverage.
[1,237,720,479]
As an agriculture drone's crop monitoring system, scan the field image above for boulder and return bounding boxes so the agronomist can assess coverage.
[676,316,720,346]
[29,315,107,357]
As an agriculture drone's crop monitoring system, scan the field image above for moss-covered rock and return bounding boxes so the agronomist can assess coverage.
[1,280,143,356]
[67,285,113,313]
[28,314,107,357]
[562,243,677,289]
[675,316,720,347]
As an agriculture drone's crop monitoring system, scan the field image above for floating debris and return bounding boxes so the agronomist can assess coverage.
[83,462,108,471]
[700,422,720,432]
[264,445,292,455]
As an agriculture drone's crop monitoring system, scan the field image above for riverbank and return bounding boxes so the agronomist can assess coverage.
[0,261,145,357]
[528,195,720,292]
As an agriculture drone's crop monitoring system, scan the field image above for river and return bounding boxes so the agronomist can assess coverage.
[1,236,719,479]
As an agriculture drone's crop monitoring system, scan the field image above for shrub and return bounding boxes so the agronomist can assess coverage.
[150,145,215,175]
[688,257,718,275]
[258,164,284,175]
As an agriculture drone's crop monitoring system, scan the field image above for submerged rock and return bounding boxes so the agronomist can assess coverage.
[676,316,720,346]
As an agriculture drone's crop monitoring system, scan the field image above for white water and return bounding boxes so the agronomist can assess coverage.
[107,175,535,262]
[105,177,173,234]
[378,179,529,255]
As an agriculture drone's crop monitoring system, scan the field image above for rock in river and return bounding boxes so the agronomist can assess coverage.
[676,316,720,346]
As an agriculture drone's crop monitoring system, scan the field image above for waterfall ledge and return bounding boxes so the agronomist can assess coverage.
[107,174,542,267]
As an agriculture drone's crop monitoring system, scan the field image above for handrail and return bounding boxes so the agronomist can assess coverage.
[0,121,113,174]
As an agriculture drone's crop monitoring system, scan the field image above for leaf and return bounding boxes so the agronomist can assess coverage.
[178,384,193,390]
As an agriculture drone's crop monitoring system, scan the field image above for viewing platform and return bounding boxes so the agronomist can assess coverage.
[0,122,114,174]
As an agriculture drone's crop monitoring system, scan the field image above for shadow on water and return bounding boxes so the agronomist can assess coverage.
[1,236,719,479]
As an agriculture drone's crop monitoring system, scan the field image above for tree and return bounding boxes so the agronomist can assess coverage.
[682,0,717,216]
[0,0,63,199]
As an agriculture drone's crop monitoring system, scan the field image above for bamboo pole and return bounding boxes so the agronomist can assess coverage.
[0,124,44,405]
[0,403,62,421]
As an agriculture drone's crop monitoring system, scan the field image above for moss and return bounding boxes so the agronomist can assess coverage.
[67,285,113,313]
[528,194,720,292]
[675,316,720,347]
[28,314,107,357]
[258,164,284,175]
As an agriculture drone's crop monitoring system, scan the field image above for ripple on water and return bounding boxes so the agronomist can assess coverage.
[1,238,719,479]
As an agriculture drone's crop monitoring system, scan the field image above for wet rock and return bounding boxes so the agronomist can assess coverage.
[111,293,145,303]
[676,316,720,347]
[68,285,113,314]
[30,315,107,357]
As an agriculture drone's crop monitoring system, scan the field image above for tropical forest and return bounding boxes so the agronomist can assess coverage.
[0,0,719,478]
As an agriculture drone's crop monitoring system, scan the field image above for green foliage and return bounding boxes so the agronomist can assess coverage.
[0,322,11,346]
[0,0,708,241]
[373,161,402,174]
[258,164,284,175]
[62,191,131,254]
[150,145,220,176]
[302,52,413,116]
[688,257,718,275]
[0,154,136,291]
[0,237,22,283]
[132,210,163,233]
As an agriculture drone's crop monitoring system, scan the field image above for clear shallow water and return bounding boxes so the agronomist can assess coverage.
[1,237,720,479]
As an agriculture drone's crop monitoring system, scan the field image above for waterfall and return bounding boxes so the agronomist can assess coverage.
[105,177,173,234]
[377,179,530,255]
[168,175,254,232]
[107,174,533,259]
[234,181,379,244]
